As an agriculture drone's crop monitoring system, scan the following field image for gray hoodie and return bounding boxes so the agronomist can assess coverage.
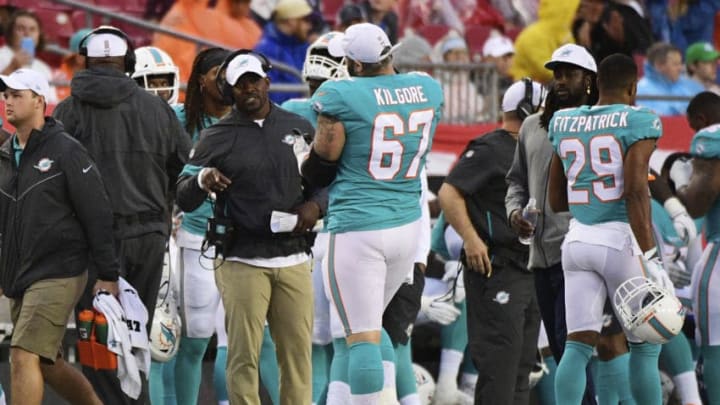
[505,112,571,269]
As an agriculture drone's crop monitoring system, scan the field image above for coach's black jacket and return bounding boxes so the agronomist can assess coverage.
[0,118,119,298]
[53,67,191,239]
[176,104,326,259]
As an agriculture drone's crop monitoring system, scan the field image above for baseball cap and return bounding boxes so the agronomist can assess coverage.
[501,79,545,113]
[328,23,401,64]
[0,68,51,100]
[226,54,267,86]
[273,0,313,20]
[686,42,720,64]
[85,32,128,57]
[441,36,468,55]
[69,28,92,54]
[482,35,514,58]
[544,44,597,73]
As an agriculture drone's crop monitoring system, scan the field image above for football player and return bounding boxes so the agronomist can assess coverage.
[548,53,675,404]
[302,23,444,404]
[133,46,180,104]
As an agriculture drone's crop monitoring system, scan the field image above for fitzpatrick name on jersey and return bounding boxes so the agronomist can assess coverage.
[551,110,633,133]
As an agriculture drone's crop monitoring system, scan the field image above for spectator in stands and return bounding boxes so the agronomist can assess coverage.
[647,0,720,53]
[254,0,313,104]
[490,0,538,28]
[336,4,367,31]
[53,28,91,101]
[437,33,485,123]
[637,42,704,115]
[482,34,515,94]
[0,10,58,103]
[510,0,580,83]
[572,0,652,64]
[394,29,433,64]
[362,0,399,44]
[144,0,175,21]
[216,0,263,45]
[686,41,720,94]
[153,0,260,84]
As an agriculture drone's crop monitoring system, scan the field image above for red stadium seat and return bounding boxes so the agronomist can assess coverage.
[71,10,113,30]
[321,0,344,27]
[465,24,493,58]
[417,24,450,45]
[34,8,75,46]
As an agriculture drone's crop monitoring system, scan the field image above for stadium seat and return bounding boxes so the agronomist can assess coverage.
[321,0,344,27]
[71,10,113,30]
[9,0,75,11]
[34,8,75,46]
[113,21,152,46]
[417,24,450,45]
[465,24,493,59]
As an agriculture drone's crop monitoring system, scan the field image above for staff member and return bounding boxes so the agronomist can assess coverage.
[0,68,119,405]
[176,51,323,405]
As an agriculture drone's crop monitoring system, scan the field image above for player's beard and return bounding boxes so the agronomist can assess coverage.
[347,62,359,77]
[556,90,585,109]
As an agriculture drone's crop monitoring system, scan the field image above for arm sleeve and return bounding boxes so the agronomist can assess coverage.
[444,141,495,195]
[505,132,529,222]
[176,131,221,212]
[63,143,120,281]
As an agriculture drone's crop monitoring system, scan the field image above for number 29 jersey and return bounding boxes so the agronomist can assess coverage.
[311,72,444,233]
[548,104,662,225]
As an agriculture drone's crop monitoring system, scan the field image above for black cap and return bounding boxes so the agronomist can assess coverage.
[337,4,367,27]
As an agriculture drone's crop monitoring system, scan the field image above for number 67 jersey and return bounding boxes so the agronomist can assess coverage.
[311,72,444,233]
[548,104,662,225]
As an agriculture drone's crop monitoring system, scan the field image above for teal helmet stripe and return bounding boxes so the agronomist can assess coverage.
[648,316,675,341]
[148,47,164,64]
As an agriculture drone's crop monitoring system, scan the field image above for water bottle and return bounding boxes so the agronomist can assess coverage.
[518,198,539,245]
[95,313,109,345]
[78,310,94,341]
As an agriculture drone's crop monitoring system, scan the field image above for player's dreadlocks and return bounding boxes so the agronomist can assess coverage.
[184,47,230,136]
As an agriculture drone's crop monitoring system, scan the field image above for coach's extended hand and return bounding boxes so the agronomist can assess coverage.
[464,236,492,277]
[200,168,232,193]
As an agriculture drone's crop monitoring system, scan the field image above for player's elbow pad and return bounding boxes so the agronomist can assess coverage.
[302,148,338,188]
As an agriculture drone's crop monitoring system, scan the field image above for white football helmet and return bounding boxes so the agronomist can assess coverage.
[413,363,435,405]
[302,31,348,82]
[132,46,180,104]
[613,277,685,344]
[149,278,182,362]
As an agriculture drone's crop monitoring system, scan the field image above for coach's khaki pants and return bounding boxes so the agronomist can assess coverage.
[216,259,313,405]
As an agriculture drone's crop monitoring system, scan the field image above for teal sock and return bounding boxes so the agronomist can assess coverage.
[461,346,477,374]
[260,327,280,405]
[213,346,229,402]
[163,356,177,405]
[149,361,165,405]
[394,341,416,398]
[440,301,468,352]
[702,345,720,404]
[330,338,349,384]
[348,342,384,396]
[380,329,396,392]
[312,344,332,404]
[628,342,662,405]
[536,355,556,405]
[174,336,210,405]
[555,341,593,404]
[595,353,634,405]
[660,333,695,375]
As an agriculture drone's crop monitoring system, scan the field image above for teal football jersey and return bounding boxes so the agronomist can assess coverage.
[280,98,318,128]
[311,72,444,233]
[691,123,720,241]
[548,104,662,225]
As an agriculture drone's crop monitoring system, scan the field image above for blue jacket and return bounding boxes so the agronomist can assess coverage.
[254,23,308,104]
[637,61,704,116]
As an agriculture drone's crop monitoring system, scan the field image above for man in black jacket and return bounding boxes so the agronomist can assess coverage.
[0,69,119,405]
[52,27,190,404]
[177,51,322,405]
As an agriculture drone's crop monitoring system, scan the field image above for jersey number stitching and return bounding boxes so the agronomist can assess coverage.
[559,135,624,204]
[368,109,434,180]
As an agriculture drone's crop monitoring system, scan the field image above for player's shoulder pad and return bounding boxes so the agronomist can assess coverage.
[692,123,720,157]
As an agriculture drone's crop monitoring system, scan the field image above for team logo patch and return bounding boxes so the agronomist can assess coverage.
[312,101,323,112]
[34,158,54,172]
[695,141,705,155]
[282,134,296,145]
[493,291,510,305]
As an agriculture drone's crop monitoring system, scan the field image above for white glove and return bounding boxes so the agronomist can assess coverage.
[664,253,691,289]
[669,159,693,190]
[643,249,675,295]
[664,197,697,243]
[454,270,466,304]
[442,260,461,282]
[420,295,461,325]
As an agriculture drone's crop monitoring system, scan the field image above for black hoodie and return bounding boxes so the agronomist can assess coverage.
[0,118,119,298]
[53,67,191,239]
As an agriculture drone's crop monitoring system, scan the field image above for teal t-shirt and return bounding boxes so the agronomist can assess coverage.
[311,72,444,233]
[691,123,720,241]
[174,104,222,236]
[281,97,317,128]
[12,135,22,166]
[548,104,662,225]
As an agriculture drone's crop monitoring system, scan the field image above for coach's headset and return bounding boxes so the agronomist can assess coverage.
[516,77,539,121]
[215,49,272,106]
[78,26,136,75]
